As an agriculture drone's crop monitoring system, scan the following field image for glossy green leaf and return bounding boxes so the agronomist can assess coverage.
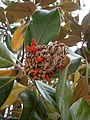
[44,100,58,113]
[0,42,15,68]
[19,90,48,120]
[56,57,71,120]
[0,77,14,107]
[22,23,31,46]
[88,64,90,76]
[5,34,12,52]
[67,47,81,75]
[35,81,57,108]
[68,57,81,75]
[22,8,60,46]
[10,26,19,34]
[48,112,60,120]
[69,98,90,120]
[0,83,27,110]
[67,46,82,58]
[52,70,60,78]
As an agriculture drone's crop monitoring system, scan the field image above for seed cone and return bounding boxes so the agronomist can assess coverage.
[24,41,66,81]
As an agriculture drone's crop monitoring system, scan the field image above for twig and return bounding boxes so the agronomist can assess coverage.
[20,43,24,64]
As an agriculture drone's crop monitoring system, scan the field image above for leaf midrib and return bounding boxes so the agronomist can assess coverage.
[0,56,18,68]
[0,77,14,89]
[37,9,57,43]
[37,82,56,107]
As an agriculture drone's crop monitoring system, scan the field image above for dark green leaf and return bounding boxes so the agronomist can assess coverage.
[65,81,73,106]
[88,64,90,76]
[69,98,90,120]
[10,26,18,34]
[52,70,60,78]
[19,90,48,120]
[5,34,12,52]
[68,58,81,75]
[0,77,14,107]
[44,100,58,113]
[67,47,81,75]
[56,58,71,120]
[22,8,60,46]
[22,23,31,46]
[35,80,57,108]
[0,42,15,68]
[0,83,26,110]
[48,112,60,120]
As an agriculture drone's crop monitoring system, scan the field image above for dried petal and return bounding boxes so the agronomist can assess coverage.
[36,57,44,63]
[31,39,37,46]
[45,74,50,83]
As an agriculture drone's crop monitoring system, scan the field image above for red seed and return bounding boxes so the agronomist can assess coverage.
[36,57,44,62]
[61,63,65,68]
[31,46,38,52]
[31,39,37,46]
[25,46,32,52]
[33,68,40,76]
[45,74,51,83]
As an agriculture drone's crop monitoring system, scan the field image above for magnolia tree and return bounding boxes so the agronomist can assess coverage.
[0,0,90,120]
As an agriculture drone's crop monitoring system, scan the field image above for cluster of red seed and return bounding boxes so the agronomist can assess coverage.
[25,39,66,83]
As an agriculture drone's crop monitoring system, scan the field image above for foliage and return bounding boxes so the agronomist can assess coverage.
[0,0,90,120]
